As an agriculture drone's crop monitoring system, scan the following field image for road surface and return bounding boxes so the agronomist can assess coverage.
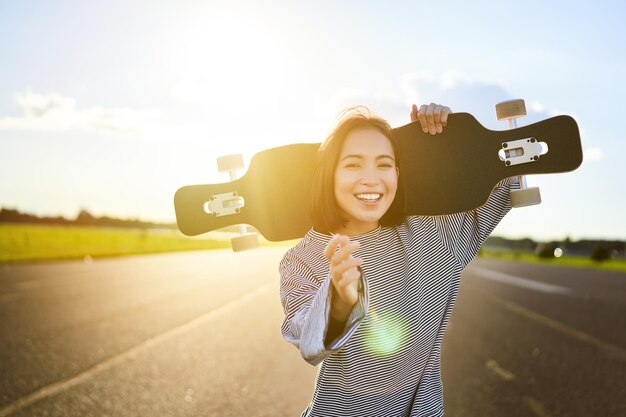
[0,248,624,416]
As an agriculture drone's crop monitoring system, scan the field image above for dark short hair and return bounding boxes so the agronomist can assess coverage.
[309,107,406,234]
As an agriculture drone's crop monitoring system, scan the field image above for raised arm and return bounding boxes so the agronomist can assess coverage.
[432,177,520,268]
[279,246,369,366]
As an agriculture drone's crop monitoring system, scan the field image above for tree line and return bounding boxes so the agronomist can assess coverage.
[0,207,177,230]
[2,207,623,260]
[484,236,625,261]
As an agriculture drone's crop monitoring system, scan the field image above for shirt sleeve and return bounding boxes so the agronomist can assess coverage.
[432,177,521,268]
[279,249,369,366]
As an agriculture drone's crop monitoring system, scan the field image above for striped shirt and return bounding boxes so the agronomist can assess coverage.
[279,179,518,417]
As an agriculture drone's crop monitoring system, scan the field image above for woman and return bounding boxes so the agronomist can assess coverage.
[279,104,518,417]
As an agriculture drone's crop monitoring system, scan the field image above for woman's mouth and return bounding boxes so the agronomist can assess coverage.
[354,193,382,203]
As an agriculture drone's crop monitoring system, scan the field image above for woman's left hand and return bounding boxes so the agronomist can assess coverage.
[410,103,453,135]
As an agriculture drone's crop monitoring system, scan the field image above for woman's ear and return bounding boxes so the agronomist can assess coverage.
[396,167,400,178]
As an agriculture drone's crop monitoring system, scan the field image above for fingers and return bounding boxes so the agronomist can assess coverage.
[325,234,359,265]
[441,106,451,126]
[333,262,362,305]
[325,234,363,295]
[330,242,360,267]
[410,104,418,122]
[427,103,437,134]
[414,103,453,135]
[333,258,363,279]
[324,234,348,261]
[417,104,428,133]
[324,234,340,261]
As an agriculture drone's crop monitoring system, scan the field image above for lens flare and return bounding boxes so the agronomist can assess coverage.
[362,309,409,357]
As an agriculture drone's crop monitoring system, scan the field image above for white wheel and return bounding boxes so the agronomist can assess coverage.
[231,233,259,252]
[496,99,527,120]
[510,187,541,208]
[217,154,244,173]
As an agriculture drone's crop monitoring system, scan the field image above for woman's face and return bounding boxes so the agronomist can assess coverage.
[334,127,399,236]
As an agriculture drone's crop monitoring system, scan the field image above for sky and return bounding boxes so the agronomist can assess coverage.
[0,0,624,241]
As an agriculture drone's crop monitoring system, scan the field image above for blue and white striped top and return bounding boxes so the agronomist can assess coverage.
[279,179,517,417]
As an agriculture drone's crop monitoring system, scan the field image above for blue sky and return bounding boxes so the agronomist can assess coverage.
[0,0,624,240]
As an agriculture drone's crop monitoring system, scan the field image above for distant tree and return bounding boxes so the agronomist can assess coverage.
[536,242,558,259]
[75,209,97,225]
[1,206,177,229]
[591,244,612,262]
[519,238,537,252]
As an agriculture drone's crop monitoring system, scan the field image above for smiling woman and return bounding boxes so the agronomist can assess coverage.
[279,104,526,417]
[333,129,400,236]
[309,108,405,236]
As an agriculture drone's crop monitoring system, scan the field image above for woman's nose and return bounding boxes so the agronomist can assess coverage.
[359,168,381,185]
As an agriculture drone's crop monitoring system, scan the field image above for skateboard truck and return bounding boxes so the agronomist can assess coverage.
[203,192,244,217]
[500,137,542,166]
[215,154,259,252]
[495,99,542,207]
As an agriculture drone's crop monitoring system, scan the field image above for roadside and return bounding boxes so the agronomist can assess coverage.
[1,224,623,273]
[478,248,626,273]
[0,223,295,264]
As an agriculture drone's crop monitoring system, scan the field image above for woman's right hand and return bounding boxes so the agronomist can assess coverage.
[324,234,363,321]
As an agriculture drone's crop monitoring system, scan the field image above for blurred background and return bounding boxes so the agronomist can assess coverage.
[1,1,625,416]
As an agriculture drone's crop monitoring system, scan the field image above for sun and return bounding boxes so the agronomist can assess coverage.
[168,17,291,135]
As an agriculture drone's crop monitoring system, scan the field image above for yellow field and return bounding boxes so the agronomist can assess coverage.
[0,223,236,263]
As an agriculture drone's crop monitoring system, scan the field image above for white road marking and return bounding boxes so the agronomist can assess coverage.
[485,359,516,381]
[0,283,273,417]
[470,267,572,294]
[524,396,554,417]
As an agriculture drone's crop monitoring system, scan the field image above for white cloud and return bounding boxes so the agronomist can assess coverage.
[322,72,603,163]
[0,91,161,134]
[583,147,603,162]
[324,88,406,124]
[530,101,546,113]
[400,71,531,126]
[170,78,216,106]
[440,71,473,90]
[331,71,532,128]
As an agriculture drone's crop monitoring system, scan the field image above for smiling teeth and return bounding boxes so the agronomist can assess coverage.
[355,193,382,201]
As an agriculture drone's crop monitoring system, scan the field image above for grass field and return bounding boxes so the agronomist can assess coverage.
[0,223,238,263]
[478,248,626,273]
[1,224,624,273]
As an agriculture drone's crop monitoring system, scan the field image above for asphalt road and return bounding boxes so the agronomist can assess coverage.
[0,248,624,417]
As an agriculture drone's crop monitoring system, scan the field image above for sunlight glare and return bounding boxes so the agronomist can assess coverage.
[168,17,292,154]
[363,309,409,357]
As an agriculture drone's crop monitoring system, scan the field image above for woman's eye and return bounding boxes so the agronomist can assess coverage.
[345,163,360,168]
[379,163,393,168]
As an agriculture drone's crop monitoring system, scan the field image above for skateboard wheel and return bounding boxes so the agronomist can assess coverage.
[496,99,527,120]
[231,233,259,252]
[510,187,541,208]
[217,154,244,173]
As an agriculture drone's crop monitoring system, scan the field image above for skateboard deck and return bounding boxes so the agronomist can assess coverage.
[174,113,582,241]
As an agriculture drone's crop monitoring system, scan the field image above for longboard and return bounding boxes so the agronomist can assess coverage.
[174,112,582,241]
